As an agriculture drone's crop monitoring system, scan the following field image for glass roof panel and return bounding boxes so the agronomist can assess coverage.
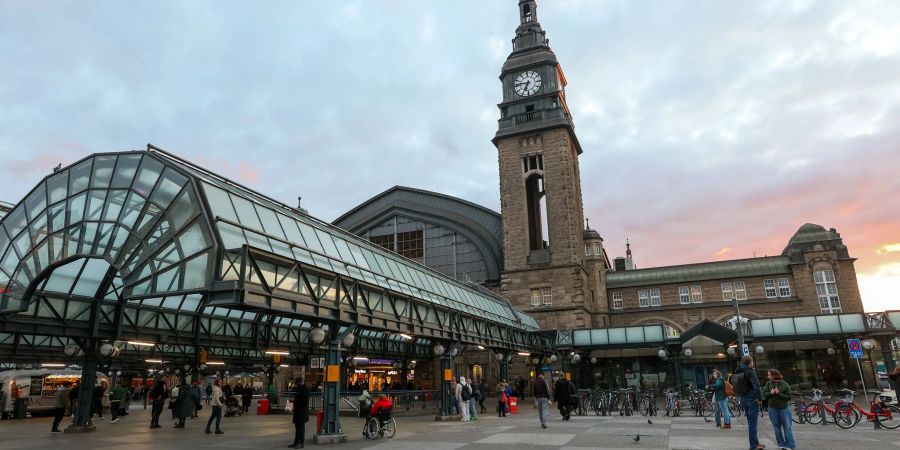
[42,258,84,294]
[254,205,286,240]
[110,154,141,189]
[230,195,263,231]
[89,156,116,189]
[68,159,92,195]
[71,258,111,297]
[132,156,164,198]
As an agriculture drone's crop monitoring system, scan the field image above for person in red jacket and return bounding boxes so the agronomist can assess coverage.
[369,394,392,417]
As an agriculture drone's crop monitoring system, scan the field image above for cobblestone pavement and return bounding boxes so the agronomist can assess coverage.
[1,404,897,449]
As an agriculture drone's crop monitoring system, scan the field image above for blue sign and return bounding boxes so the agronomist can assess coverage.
[742,344,750,356]
[847,339,863,359]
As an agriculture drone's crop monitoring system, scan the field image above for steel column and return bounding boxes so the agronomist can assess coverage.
[439,352,455,416]
[314,334,346,444]
[69,339,98,432]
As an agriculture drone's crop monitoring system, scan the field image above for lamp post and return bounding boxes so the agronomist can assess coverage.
[732,297,746,356]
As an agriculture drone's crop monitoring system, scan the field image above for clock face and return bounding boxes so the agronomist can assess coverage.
[514,70,542,97]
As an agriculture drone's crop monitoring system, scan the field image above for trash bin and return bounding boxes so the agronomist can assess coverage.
[14,398,27,419]
[316,410,324,432]
[257,398,269,415]
[509,396,518,414]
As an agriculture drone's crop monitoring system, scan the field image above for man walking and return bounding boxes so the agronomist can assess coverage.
[731,356,763,450]
[149,377,166,429]
[533,372,551,429]
[478,379,488,414]
[51,382,70,432]
[469,379,479,421]
[455,376,470,422]
[109,382,125,424]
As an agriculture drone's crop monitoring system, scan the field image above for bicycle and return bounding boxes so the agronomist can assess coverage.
[801,388,837,425]
[639,389,658,417]
[690,389,714,418]
[832,389,900,429]
[363,408,396,439]
[619,388,637,416]
[663,388,681,417]
[727,395,743,417]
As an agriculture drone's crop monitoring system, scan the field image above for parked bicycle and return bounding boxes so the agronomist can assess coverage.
[663,388,681,417]
[639,389,658,417]
[832,389,900,429]
[801,388,837,425]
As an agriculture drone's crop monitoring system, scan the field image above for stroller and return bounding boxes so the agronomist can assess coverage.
[224,396,242,417]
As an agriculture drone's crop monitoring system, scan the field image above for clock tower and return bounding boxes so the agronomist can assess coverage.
[494,0,602,329]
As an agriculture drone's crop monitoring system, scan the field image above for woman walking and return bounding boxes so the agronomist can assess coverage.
[709,370,731,429]
[497,380,509,417]
[205,379,224,434]
[174,380,192,428]
[763,369,796,450]
[289,377,310,449]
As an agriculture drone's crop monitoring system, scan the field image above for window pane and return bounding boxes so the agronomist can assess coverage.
[111,154,142,188]
[230,195,263,231]
[67,191,87,224]
[254,205,286,240]
[149,167,188,208]
[277,213,305,246]
[217,223,247,249]
[168,188,198,232]
[69,159,92,194]
[3,205,28,239]
[86,190,107,221]
[47,171,69,205]
[90,155,117,189]
[202,183,238,222]
[177,223,208,258]
[118,192,146,229]
[132,156,164,198]
[71,258,110,297]
[183,252,209,289]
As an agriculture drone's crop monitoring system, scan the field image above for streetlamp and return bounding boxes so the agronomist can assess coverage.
[863,339,878,389]
[732,297,746,356]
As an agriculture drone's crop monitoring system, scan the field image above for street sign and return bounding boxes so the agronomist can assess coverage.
[742,344,749,356]
[847,338,864,359]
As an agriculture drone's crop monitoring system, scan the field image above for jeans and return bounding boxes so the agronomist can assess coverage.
[715,398,731,426]
[469,398,478,419]
[768,407,796,449]
[206,405,222,432]
[741,398,759,450]
[536,397,550,427]
[293,422,305,445]
[458,399,469,421]
[151,399,164,426]
[110,401,121,421]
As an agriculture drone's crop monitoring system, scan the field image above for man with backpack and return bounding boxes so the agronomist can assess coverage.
[730,356,764,450]
[455,376,471,422]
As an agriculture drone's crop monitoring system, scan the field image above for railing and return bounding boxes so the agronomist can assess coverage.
[499,108,570,130]
[269,390,441,416]
[515,111,543,125]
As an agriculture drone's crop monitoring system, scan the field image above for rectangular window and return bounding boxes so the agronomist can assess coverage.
[650,288,661,306]
[593,243,601,256]
[370,234,394,252]
[638,289,650,308]
[395,230,423,259]
[814,270,841,314]
[541,286,552,305]
[721,282,733,301]
[584,244,591,257]
[734,281,747,300]
[531,289,541,306]
[764,279,777,298]
[678,286,690,304]
[691,284,703,303]
[611,291,623,310]
[777,277,791,297]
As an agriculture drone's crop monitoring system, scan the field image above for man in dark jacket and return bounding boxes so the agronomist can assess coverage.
[290,377,310,449]
[149,377,166,429]
[732,356,763,450]
[533,372,551,429]
[554,377,576,421]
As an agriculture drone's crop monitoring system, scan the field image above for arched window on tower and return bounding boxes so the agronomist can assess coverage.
[525,173,549,251]
[522,4,533,23]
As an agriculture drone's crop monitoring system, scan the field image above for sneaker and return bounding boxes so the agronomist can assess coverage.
[215,430,224,435]
[722,424,731,429]
[541,424,547,429]
[111,418,120,424]
[205,429,211,434]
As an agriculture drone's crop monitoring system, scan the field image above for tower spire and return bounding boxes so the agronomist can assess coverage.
[626,238,632,257]
[513,0,548,51]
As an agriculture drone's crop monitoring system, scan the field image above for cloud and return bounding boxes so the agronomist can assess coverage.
[0,1,899,311]
[715,247,733,257]
[876,243,900,255]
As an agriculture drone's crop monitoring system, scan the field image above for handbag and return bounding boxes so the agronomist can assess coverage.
[286,400,294,413]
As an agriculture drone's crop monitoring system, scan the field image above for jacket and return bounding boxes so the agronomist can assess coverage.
[710,377,726,401]
[150,381,167,401]
[533,377,550,399]
[735,364,762,401]
[370,397,392,415]
[174,385,193,418]
[292,384,310,425]
[210,386,224,407]
[54,388,70,410]
[553,379,574,404]
[110,386,126,402]
[762,379,792,410]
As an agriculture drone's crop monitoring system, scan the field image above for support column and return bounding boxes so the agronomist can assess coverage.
[67,339,98,433]
[314,336,346,444]
[499,356,510,383]
[879,338,896,392]
[436,351,456,420]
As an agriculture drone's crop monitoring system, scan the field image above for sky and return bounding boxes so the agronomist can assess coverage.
[1,0,898,312]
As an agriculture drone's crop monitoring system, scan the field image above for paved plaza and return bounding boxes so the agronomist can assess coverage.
[1,403,898,450]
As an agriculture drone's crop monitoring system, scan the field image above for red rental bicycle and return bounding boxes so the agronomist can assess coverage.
[832,389,900,429]
[801,388,838,425]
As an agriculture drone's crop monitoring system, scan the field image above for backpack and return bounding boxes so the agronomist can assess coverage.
[724,379,735,397]
[729,372,749,396]
[461,384,472,401]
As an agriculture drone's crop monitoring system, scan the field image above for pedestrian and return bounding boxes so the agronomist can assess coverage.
[192,381,202,418]
[497,380,510,417]
[92,382,105,421]
[205,379,224,435]
[478,379,488,414]
[763,369,796,450]
[205,383,213,406]
[730,355,763,450]
[268,382,277,405]
[710,369,731,429]
[553,376,574,421]
[149,377,167,429]
[242,384,252,413]
[174,380,192,428]
[533,372,551,429]
[51,382,70,433]
[455,376,470,422]
[68,382,80,421]
[109,381,126,424]
[289,376,310,449]
[469,378,479,421]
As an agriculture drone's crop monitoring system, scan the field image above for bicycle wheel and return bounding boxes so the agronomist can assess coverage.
[639,398,650,416]
[700,400,714,418]
[730,398,743,417]
[803,404,823,425]
[789,401,804,424]
[382,418,397,438]
[833,404,860,429]
[874,404,900,429]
